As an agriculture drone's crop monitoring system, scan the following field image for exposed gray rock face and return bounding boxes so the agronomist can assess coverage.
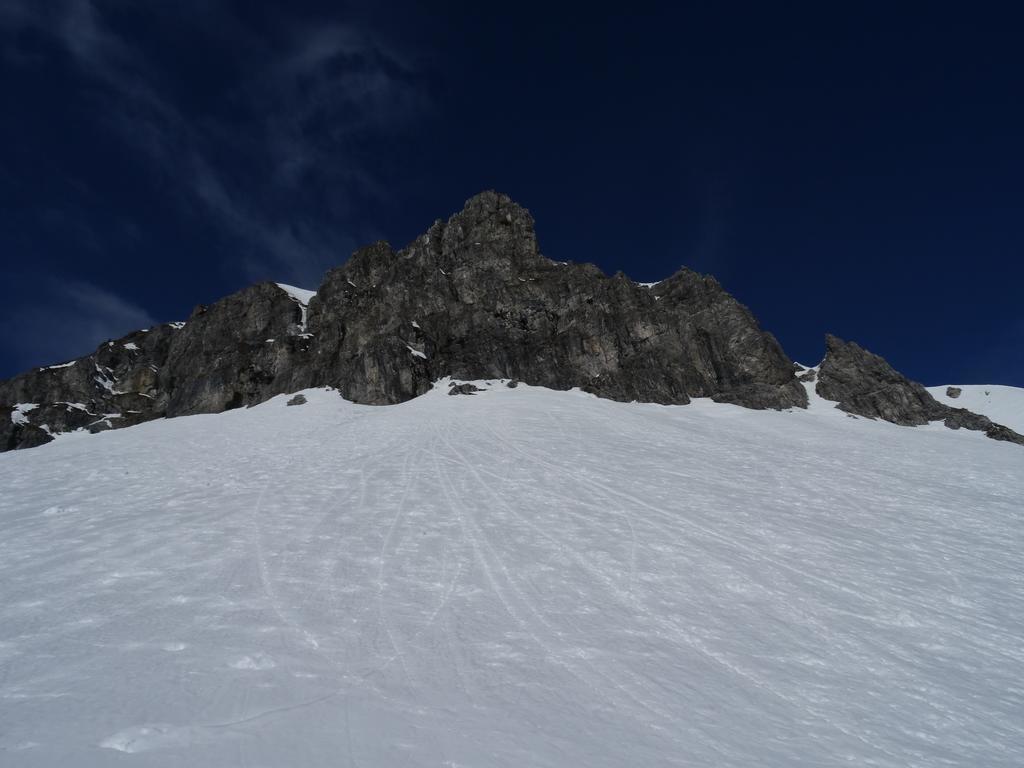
[816,335,946,426]
[0,324,179,450]
[448,383,482,396]
[0,189,877,451]
[160,282,314,416]
[286,394,307,406]
[304,192,805,411]
[941,407,1024,446]
[0,282,315,450]
[6,194,1019,452]
[946,386,962,399]
[816,335,1024,446]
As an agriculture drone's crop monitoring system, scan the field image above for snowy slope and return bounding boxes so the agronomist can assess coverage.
[275,283,316,334]
[1,383,1022,767]
[274,282,316,306]
[927,383,1024,433]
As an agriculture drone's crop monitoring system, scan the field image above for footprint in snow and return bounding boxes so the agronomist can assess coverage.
[42,505,77,516]
[99,724,207,753]
[229,654,276,670]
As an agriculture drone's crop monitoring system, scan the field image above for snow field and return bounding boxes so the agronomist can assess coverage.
[0,381,1022,766]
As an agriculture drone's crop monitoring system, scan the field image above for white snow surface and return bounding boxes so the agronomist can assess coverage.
[928,383,1024,433]
[10,403,38,425]
[275,283,316,333]
[274,283,317,306]
[1,382,1023,766]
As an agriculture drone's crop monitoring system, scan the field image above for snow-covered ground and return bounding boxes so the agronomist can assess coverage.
[1,381,1022,766]
[927,383,1024,433]
[275,283,316,334]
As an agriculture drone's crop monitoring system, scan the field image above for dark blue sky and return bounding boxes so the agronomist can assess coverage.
[2,2,1022,385]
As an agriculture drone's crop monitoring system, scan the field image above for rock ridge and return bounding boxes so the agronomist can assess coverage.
[3,191,1015,450]
[815,334,1024,446]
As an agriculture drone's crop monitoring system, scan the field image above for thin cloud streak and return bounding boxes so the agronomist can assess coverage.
[0,0,431,376]
[2,1,428,286]
[0,280,156,371]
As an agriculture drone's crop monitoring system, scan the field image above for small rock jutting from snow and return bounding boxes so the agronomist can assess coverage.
[448,383,482,396]
[286,394,307,406]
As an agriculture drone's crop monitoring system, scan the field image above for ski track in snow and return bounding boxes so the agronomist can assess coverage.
[0,383,1022,766]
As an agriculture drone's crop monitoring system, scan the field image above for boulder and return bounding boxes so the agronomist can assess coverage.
[0,191,825,450]
[448,383,483,396]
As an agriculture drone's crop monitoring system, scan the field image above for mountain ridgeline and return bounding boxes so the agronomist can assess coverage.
[2,192,1021,451]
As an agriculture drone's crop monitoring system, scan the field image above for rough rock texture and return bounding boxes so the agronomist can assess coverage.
[816,335,1024,446]
[946,386,962,399]
[160,282,314,416]
[5,193,1019,452]
[816,335,947,426]
[448,383,483,396]
[942,408,1024,446]
[0,189,866,451]
[6,191,1018,451]
[0,283,313,450]
[286,394,308,406]
[0,324,179,450]
[303,192,805,411]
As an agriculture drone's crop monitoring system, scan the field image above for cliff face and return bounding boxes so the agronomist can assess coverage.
[11,190,1018,452]
[1,192,809,450]
[302,192,806,409]
[0,282,318,452]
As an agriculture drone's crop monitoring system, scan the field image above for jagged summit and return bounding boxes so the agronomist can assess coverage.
[1,192,1020,450]
[341,191,541,281]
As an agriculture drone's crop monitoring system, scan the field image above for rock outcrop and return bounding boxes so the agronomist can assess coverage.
[0,282,316,451]
[816,335,946,426]
[301,192,805,410]
[816,335,1024,446]
[6,191,1016,451]
[1,192,809,450]
[448,383,483,396]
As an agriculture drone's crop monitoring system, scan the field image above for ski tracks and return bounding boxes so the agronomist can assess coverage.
[431,411,685,732]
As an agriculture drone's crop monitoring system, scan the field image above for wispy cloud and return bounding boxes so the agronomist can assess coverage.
[0,280,156,371]
[0,1,430,375]
[2,0,428,287]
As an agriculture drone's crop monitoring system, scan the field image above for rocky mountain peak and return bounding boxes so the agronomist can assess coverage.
[434,190,543,277]
[1,192,1018,451]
